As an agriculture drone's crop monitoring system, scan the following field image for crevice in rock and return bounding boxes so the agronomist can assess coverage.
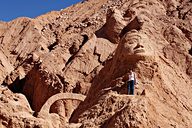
[0,61,4,67]
[5,77,26,93]
[65,24,73,31]
[176,3,192,20]
[95,25,107,39]
[65,55,75,67]
[48,31,59,52]
[176,6,182,19]
[2,56,34,93]
[77,70,88,76]
[120,17,142,38]
[72,81,81,93]
[2,60,39,112]
[48,41,58,51]
[80,35,89,48]
[189,47,192,56]
[48,24,53,30]
[19,21,30,35]
[69,44,77,54]
[64,35,89,67]
[93,47,103,64]
[0,36,4,44]
[182,9,191,20]
[177,26,192,42]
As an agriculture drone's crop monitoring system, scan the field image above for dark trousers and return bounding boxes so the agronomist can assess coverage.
[128,80,134,95]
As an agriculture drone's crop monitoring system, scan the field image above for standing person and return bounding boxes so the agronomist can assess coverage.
[128,70,136,95]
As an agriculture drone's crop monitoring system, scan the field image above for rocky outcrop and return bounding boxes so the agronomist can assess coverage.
[0,86,61,128]
[0,0,192,127]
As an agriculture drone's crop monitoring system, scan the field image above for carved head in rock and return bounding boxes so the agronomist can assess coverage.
[117,30,154,61]
[109,30,155,79]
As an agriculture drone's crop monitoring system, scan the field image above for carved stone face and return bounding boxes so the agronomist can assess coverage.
[119,30,153,59]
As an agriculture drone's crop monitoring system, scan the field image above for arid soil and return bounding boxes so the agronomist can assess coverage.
[0,0,192,127]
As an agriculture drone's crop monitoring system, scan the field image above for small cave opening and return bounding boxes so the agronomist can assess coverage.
[65,24,73,31]
[69,44,78,55]
[80,35,88,48]
[3,73,37,113]
[3,77,26,93]
[48,41,58,52]
[189,47,192,56]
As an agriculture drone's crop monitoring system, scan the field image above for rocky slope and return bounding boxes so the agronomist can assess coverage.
[0,0,192,127]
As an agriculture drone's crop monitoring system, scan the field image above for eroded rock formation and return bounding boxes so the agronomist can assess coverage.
[37,93,86,122]
[0,0,192,127]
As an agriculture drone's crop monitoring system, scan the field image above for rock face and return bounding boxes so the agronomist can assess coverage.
[0,0,192,127]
